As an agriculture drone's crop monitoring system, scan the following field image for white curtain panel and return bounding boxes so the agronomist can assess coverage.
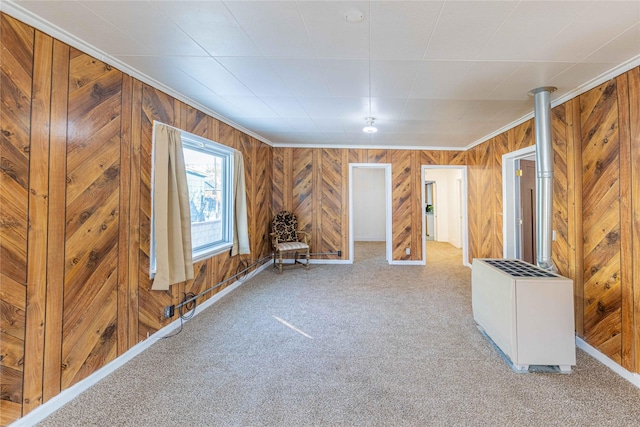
[151,124,194,290]
[232,150,250,256]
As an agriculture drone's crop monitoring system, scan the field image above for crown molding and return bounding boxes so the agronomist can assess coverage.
[269,142,464,151]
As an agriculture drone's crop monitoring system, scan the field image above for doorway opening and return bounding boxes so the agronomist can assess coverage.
[421,166,469,266]
[348,163,392,264]
[502,145,537,260]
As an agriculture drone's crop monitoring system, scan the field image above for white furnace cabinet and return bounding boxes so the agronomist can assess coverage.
[472,259,576,372]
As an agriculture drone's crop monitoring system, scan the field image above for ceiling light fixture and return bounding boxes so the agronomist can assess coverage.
[345,10,364,23]
[363,3,377,134]
[363,117,377,133]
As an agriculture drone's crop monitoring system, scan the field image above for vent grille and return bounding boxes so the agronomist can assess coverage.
[483,259,558,278]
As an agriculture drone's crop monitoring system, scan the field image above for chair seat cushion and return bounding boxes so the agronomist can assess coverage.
[278,241,309,251]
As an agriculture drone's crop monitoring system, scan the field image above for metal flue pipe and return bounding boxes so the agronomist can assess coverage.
[528,86,557,272]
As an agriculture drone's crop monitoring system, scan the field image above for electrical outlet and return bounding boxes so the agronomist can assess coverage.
[405,248,410,255]
[164,305,175,318]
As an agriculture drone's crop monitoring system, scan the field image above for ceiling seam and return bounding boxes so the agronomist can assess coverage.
[293,0,346,141]
[392,0,446,142]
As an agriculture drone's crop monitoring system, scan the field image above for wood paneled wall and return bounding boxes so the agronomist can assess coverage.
[0,14,272,426]
[272,148,465,261]
[466,68,640,374]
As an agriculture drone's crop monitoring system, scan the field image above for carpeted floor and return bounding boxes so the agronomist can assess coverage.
[38,242,640,426]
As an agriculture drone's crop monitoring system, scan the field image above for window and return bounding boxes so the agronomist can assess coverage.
[150,125,234,276]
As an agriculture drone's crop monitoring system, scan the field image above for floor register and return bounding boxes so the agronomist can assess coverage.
[472,258,576,372]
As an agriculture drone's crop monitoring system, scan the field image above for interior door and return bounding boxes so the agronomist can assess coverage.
[520,160,536,264]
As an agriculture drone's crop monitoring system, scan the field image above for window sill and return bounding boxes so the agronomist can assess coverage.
[149,243,233,279]
[192,242,233,264]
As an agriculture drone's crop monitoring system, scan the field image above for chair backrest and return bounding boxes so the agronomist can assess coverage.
[272,211,298,243]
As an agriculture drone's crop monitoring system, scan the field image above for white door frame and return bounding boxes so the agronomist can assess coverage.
[422,165,469,267]
[502,145,536,259]
[349,163,392,264]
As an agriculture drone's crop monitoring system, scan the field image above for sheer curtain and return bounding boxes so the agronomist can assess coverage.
[232,150,250,256]
[151,124,193,290]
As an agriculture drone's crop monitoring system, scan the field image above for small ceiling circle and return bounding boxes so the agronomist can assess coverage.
[345,10,365,23]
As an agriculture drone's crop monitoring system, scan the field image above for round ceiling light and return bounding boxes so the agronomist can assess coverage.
[363,117,377,133]
[345,10,365,23]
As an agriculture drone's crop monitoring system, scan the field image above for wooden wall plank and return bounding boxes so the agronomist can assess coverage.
[0,274,26,322]
[292,148,313,238]
[253,139,272,261]
[313,149,322,257]
[215,250,237,292]
[511,119,534,152]
[117,74,132,356]
[238,132,254,256]
[466,141,495,262]
[281,148,293,213]
[0,14,32,286]
[175,101,204,299]
[616,73,634,371]
[128,79,142,348]
[184,260,209,307]
[580,80,622,361]
[349,149,365,164]
[552,104,570,276]
[367,149,388,164]
[0,275,26,425]
[568,98,585,337]
[209,116,220,143]
[421,150,444,166]
[137,84,175,339]
[478,143,493,259]
[63,50,122,389]
[219,122,237,150]
[628,67,640,374]
[492,135,509,258]
[391,150,412,260]
[167,102,185,314]
[411,151,421,260]
[42,39,69,402]
[272,147,285,214]
[0,14,33,423]
[466,146,478,263]
[23,30,53,414]
[341,150,349,260]
[319,149,344,258]
[274,147,293,215]
[445,150,466,166]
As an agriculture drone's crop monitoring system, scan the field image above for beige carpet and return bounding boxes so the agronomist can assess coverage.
[38,242,640,426]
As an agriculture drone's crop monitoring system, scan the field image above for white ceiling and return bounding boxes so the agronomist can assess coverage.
[6,0,640,149]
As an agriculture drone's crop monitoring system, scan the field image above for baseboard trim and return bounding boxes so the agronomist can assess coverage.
[277,258,352,265]
[389,259,426,265]
[576,337,640,389]
[9,261,270,427]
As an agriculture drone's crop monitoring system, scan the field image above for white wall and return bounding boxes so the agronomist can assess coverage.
[424,168,462,248]
[353,168,386,241]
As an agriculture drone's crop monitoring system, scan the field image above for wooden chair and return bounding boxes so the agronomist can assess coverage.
[270,211,310,274]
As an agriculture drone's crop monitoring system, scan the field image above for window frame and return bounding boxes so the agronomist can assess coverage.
[150,123,234,278]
